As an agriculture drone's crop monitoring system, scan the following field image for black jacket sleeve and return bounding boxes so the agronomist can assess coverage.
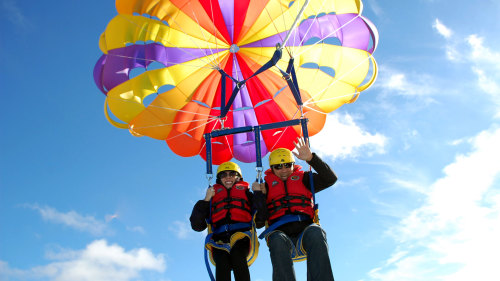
[189,200,210,232]
[303,153,337,193]
[252,190,269,229]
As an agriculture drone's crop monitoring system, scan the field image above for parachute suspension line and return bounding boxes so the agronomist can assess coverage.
[105,95,216,118]
[303,54,375,106]
[131,117,217,131]
[290,0,329,56]
[216,44,283,119]
[117,13,220,70]
[281,0,310,50]
[262,2,287,47]
[104,53,216,71]
[295,14,362,58]
[240,44,283,85]
[267,111,300,153]
[205,0,223,68]
[164,118,218,142]
[273,55,304,117]
[198,118,225,162]
[178,7,220,69]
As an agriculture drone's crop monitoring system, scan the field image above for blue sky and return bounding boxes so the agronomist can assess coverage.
[1,0,500,281]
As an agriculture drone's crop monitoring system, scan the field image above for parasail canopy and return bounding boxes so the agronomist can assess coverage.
[93,0,378,164]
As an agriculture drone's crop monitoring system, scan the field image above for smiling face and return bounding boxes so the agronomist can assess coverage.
[218,170,240,188]
[272,163,294,181]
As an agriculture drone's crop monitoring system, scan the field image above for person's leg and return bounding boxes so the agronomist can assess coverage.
[267,231,296,281]
[301,225,334,281]
[212,247,232,281]
[230,238,251,281]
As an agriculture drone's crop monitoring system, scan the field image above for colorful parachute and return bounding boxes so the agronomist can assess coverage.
[93,0,378,164]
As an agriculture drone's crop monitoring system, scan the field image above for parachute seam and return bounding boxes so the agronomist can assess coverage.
[303,54,375,106]
[295,14,361,58]
[120,9,224,70]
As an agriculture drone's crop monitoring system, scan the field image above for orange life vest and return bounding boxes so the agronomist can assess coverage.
[210,182,252,224]
[264,166,314,222]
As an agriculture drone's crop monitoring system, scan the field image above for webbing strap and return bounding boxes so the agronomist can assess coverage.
[204,233,216,281]
[258,214,311,239]
[219,47,283,119]
[212,222,252,235]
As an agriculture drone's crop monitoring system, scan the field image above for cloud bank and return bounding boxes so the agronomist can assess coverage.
[369,127,500,280]
[311,112,386,160]
[27,205,110,236]
[0,240,166,281]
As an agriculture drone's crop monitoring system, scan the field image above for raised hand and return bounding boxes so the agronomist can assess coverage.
[292,137,313,162]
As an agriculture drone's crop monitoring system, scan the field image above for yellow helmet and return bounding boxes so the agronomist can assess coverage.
[269,148,295,166]
[216,161,242,178]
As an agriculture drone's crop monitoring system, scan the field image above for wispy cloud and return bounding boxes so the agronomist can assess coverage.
[311,112,387,160]
[127,225,146,234]
[467,35,500,99]
[26,205,111,236]
[169,220,195,240]
[433,19,452,39]
[368,127,500,280]
[2,0,30,27]
[433,20,500,115]
[0,240,166,281]
[376,66,438,102]
[369,0,383,18]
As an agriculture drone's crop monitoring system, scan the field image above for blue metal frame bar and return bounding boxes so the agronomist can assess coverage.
[204,118,309,175]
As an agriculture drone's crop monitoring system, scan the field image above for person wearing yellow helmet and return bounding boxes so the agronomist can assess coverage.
[252,137,337,281]
[190,161,257,281]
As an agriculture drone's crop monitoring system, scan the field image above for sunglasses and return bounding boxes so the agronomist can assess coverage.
[218,171,238,178]
[272,163,293,170]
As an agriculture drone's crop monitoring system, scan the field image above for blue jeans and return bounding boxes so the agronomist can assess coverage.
[267,224,334,281]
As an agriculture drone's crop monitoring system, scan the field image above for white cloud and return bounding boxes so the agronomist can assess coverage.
[0,240,166,281]
[168,220,194,239]
[433,22,500,115]
[127,225,146,234]
[369,0,383,18]
[466,35,500,99]
[466,35,500,116]
[368,127,500,281]
[27,205,110,236]
[310,112,386,160]
[433,19,453,39]
[376,67,438,103]
[2,0,29,27]
[467,35,500,66]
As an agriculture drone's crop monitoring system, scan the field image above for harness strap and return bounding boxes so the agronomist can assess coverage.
[267,195,312,206]
[212,222,252,235]
[204,233,216,281]
[212,204,251,214]
[258,214,311,239]
[268,204,312,218]
[267,195,313,217]
[212,197,249,207]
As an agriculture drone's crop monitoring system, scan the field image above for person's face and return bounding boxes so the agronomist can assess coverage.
[218,171,239,188]
[272,163,294,181]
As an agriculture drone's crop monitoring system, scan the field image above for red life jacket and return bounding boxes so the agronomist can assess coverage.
[264,166,314,222]
[210,182,252,224]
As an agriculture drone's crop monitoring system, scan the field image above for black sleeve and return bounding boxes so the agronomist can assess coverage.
[252,189,269,229]
[189,200,210,232]
[303,153,338,193]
